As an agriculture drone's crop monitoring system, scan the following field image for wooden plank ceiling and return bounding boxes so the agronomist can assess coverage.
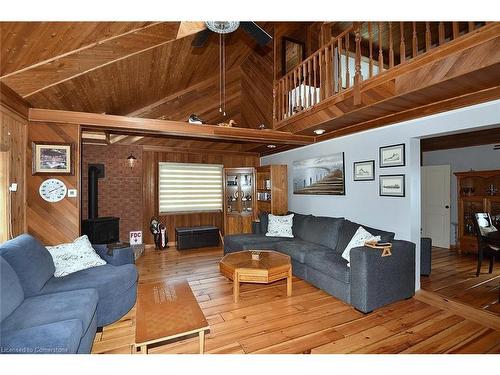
[0,21,273,129]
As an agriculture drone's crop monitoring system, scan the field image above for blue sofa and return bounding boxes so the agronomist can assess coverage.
[0,234,138,354]
[224,212,416,313]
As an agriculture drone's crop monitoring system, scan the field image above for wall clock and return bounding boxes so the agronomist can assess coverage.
[39,178,67,203]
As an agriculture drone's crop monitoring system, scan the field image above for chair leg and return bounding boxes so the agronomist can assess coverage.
[476,248,483,277]
[489,254,495,274]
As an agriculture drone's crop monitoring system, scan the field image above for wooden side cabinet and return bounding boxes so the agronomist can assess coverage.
[223,167,256,235]
[256,165,288,216]
[455,170,500,253]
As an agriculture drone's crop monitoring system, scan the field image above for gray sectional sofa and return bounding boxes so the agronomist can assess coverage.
[224,212,416,313]
[0,234,138,354]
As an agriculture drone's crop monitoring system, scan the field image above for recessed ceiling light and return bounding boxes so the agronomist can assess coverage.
[313,129,326,135]
[267,144,277,149]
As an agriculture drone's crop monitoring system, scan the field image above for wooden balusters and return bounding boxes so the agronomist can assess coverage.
[425,22,431,52]
[412,22,418,58]
[378,22,384,71]
[438,22,445,45]
[307,59,312,107]
[388,22,394,69]
[468,22,475,32]
[337,36,342,92]
[452,22,459,39]
[354,25,362,85]
[400,22,406,63]
[319,49,324,100]
[324,45,332,98]
[345,32,350,89]
[313,53,318,102]
[368,22,373,78]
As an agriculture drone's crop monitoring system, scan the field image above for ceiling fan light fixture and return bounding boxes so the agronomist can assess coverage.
[205,21,240,34]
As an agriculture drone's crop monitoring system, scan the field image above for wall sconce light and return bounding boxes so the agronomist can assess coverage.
[127,152,137,170]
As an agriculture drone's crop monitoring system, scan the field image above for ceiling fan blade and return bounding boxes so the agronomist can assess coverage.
[191,29,211,48]
[240,22,272,46]
[494,144,500,150]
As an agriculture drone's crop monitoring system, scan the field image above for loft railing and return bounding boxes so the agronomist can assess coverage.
[273,21,486,125]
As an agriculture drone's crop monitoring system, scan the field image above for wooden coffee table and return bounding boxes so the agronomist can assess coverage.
[219,250,292,303]
[135,280,209,354]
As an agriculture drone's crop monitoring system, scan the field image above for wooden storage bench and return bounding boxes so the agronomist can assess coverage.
[175,226,220,250]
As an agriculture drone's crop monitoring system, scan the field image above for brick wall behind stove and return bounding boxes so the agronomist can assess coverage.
[82,144,143,242]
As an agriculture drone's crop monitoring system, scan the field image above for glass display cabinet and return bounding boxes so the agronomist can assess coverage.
[223,168,256,235]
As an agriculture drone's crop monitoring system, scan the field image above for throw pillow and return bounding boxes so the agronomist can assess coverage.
[46,235,106,277]
[265,213,294,238]
[341,226,381,267]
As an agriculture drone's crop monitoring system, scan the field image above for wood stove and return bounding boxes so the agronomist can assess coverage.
[82,164,120,244]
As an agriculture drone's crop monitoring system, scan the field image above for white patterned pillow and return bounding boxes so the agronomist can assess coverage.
[341,226,381,267]
[46,235,106,277]
[266,213,294,238]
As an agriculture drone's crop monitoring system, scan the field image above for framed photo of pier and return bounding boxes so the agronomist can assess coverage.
[353,160,375,181]
[379,143,405,168]
[379,174,405,197]
[292,153,345,195]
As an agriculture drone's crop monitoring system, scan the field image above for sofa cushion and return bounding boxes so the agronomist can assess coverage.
[298,215,345,250]
[0,320,82,354]
[1,288,98,335]
[259,212,269,234]
[39,264,138,303]
[266,213,294,238]
[288,211,312,239]
[335,220,395,255]
[274,240,332,263]
[0,257,24,322]
[224,234,293,253]
[304,249,351,283]
[0,234,55,297]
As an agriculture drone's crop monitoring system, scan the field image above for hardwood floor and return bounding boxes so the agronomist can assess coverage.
[421,247,499,315]
[92,246,500,354]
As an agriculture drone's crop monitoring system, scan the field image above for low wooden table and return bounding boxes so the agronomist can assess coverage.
[135,280,209,354]
[219,250,292,303]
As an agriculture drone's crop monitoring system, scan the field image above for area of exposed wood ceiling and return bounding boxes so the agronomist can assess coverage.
[0,21,273,127]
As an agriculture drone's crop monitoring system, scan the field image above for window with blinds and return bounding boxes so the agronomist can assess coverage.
[158,162,223,213]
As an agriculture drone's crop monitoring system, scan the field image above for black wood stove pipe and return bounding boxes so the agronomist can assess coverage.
[88,165,99,219]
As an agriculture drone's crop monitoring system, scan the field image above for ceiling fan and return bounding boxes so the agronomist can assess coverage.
[494,144,499,150]
[192,21,272,48]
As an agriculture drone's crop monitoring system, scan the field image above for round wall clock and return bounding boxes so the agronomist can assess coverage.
[39,178,67,203]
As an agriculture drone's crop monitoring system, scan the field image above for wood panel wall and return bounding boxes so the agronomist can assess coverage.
[0,104,28,240]
[0,83,29,241]
[142,148,259,244]
[26,122,80,245]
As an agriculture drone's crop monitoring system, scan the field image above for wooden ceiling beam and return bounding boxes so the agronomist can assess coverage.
[29,108,314,146]
[2,22,206,98]
[421,127,500,152]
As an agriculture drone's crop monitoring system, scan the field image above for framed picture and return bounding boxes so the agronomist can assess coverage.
[32,142,74,175]
[379,174,405,197]
[282,37,305,75]
[379,143,405,168]
[353,160,375,181]
[293,152,345,195]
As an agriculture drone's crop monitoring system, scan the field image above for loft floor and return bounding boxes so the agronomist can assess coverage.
[92,246,500,354]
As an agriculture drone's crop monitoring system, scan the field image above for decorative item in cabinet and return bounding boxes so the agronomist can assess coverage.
[455,169,500,253]
[223,167,256,235]
[256,165,288,216]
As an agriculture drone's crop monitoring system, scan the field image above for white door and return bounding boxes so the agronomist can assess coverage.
[421,165,451,249]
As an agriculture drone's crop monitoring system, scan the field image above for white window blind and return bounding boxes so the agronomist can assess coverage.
[159,162,223,213]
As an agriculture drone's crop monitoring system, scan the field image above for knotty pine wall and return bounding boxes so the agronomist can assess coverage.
[26,122,80,245]
[0,103,28,239]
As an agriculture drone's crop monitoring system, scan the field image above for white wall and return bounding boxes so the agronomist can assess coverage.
[262,99,500,290]
[422,144,500,245]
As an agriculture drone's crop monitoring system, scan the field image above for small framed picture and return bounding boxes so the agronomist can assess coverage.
[380,175,405,197]
[379,143,405,168]
[32,142,74,175]
[353,160,375,181]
